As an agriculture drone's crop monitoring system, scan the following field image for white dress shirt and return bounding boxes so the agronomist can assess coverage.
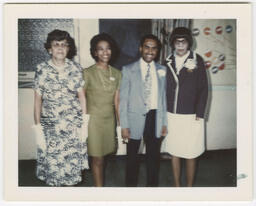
[140,58,158,110]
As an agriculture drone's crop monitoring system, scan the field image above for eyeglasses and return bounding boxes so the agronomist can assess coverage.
[51,42,69,48]
[174,39,188,45]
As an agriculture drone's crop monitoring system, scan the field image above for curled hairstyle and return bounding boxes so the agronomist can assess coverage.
[169,27,193,50]
[90,33,118,64]
[44,29,77,59]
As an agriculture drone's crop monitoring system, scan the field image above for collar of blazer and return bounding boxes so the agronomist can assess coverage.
[166,51,196,82]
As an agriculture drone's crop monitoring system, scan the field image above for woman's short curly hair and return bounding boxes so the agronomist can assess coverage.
[44,29,77,59]
[90,33,118,64]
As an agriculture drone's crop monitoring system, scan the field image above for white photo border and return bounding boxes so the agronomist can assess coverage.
[3,3,252,202]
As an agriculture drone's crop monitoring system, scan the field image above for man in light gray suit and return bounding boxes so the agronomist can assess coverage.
[120,34,167,187]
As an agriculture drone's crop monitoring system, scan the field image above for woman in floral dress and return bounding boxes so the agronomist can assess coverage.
[83,33,121,186]
[33,29,88,186]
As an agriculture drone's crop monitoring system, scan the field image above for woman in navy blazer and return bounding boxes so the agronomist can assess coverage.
[165,27,208,187]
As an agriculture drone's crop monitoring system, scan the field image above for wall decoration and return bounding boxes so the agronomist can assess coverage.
[212,57,219,65]
[192,19,236,85]
[219,54,225,61]
[211,66,218,74]
[225,25,233,33]
[203,27,211,35]
[204,49,212,58]
[192,28,200,36]
[215,26,223,34]
[205,61,212,69]
[218,62,225,70]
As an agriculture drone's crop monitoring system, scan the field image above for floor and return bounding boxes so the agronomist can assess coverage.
[18,149,236,187]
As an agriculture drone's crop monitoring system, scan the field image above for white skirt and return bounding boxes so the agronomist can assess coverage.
[165,112,205,159]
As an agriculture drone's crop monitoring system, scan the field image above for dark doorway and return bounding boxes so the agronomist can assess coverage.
[99,19,152,70]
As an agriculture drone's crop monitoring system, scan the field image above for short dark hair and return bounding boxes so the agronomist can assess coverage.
[44,29,77,59]
[169,27,193,50]
[90,33,118,64]
[140,34,162,51]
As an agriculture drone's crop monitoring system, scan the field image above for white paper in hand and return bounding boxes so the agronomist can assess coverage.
[116,126,128,155]
[116,126,122,139]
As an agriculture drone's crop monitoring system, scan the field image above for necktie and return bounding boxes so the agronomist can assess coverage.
[144,63,152,112]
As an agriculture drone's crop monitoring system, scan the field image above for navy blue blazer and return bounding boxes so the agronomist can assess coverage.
[165,51,208,118]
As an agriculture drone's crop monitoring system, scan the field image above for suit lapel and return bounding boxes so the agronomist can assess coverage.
[166,54,179,85]
[155,63,163,109]
[133,60,145,101]
[155,63,162,90]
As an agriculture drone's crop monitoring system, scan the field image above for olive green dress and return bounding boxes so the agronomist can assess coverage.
[83,64,121,157]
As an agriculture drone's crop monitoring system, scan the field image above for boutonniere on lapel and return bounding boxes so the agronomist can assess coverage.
[157,69,166,77]
[184,58,197,73]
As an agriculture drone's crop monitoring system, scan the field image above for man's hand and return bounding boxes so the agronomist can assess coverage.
[121,128,131,141]
[161,125,168,137]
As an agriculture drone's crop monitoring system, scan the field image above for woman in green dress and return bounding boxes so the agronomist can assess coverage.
[83,33,121,186]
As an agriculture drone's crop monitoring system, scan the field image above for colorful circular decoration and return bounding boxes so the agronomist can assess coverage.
[211,66,218,74]
[192,28,200,36]
[205,61,211,69]
[212,57,219,65]
[219,54,225,61]
[218,63,225,70]
[226,25,233,33]
[215,26,223,34]
[204,50,212,58]
[204,27,211,35]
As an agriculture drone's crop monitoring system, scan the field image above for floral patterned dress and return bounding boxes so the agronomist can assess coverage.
[34,59,88,186]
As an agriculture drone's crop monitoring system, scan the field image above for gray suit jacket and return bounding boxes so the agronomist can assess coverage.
[120,60,167,140]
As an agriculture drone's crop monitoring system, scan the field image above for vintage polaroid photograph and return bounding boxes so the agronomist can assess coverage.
[3,2,253,202]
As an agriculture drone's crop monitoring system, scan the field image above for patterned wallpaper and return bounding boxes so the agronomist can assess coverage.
[18,19,74,73]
